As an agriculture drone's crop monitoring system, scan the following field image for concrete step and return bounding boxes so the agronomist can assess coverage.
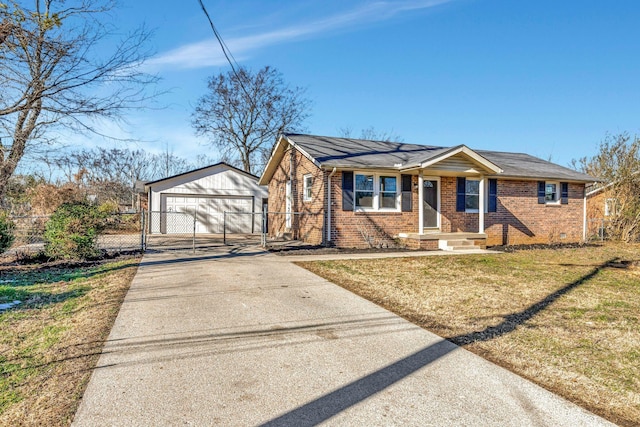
[438,238,484,251]
[446,239,475,246]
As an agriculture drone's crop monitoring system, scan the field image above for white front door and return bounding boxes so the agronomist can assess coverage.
[285,181,292,229]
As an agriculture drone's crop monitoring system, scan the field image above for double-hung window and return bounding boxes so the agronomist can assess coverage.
[355,174,374,208]
[354,173,399,210]
[379,176,397,208]
[303,174,313,201]
[465,179,480,211]
[545,182,559,203]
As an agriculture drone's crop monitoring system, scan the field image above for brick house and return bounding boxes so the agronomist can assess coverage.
[259,134,598,249]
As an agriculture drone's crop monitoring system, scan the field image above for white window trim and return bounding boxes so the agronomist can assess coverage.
[303,174,313,202]
[545,181,561,205]
[465,178,480,213]
[354,172,401,212]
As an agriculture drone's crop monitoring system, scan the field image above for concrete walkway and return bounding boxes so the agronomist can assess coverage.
[73,245,612,426]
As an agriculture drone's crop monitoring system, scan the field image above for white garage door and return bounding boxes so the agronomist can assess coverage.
[164,196,253,234]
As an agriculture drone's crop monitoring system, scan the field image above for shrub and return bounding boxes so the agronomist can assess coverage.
[0,211,16,253]
[44,202,107,260]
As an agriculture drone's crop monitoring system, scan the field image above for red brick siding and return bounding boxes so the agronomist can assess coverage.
[268,145,587,247]
[437,178,585,245]
[483,180,585,245]
[268,148,325,244]
[329,172,419,248]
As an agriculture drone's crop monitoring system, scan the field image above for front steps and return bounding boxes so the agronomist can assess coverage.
[438,238,485,251]
[397,232,487,251]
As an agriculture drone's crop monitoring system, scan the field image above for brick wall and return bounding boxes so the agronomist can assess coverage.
[329,172,419,248]
[268,145,587,248]
[482,180,585,245]
[437,178,585,245]
[267,148,325,244]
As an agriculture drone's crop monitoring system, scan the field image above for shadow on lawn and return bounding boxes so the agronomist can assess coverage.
[260,257,619,427]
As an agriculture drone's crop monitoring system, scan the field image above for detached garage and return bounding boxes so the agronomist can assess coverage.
[145,163,268,234]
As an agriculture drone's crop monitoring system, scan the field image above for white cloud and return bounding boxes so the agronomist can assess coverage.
[147,0,454,70]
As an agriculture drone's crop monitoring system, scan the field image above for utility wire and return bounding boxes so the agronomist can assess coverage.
[196,0,242,77]
[196,0,286,173]
[197,0,266,116]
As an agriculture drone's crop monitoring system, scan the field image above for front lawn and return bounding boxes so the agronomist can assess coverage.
[297,243,640,426]
[0,255,140,426]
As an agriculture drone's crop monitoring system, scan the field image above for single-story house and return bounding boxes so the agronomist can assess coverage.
[145,162,268,234]
[259,134,598,249]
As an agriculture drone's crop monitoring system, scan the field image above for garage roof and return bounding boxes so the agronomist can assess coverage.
[145,162,259,189]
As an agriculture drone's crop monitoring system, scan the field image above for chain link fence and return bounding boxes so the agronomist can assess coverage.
[4,210,327,257]
[587,218,612,242]
[262,211,325,249]
[6,212,144,258]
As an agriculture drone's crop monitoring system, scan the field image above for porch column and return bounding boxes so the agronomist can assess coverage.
[418,173,424,234]
[478,175,485,233]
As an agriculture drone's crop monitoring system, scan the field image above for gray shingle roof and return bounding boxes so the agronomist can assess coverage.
[285,134,597,182]
[286,134,450,168]
[477,150,597,181]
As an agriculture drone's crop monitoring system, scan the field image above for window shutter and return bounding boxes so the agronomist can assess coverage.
[456,177,466,212]
[488,179,498,212]
[561,182,569,204]
[401,174,412,212]
[342,171,354,211]
[537,181,546,204]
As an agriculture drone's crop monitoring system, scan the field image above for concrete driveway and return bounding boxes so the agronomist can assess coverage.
[73,245,612,426]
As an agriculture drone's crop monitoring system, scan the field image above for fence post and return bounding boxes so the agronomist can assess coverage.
[140,209,146,252]
[223,211,227,245]
[192,212,196,254]
[261,210,267,247]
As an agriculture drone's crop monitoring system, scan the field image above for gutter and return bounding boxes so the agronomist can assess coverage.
[326,167,337,243]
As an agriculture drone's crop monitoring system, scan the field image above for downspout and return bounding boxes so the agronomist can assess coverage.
[583,186,587,242]
[327,167,337,243]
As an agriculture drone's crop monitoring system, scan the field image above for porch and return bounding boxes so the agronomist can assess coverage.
[397,231,488,251]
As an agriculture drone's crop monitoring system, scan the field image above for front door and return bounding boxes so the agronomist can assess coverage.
[423,180,438,228]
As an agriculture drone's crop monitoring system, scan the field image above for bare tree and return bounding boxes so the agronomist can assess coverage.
[338,126,403,142]
[35,146,208,206]
[0,0,157,199]
[573,133,640,242]
[192,66,310,175]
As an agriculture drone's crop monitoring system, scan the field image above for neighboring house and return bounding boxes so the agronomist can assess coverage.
[145,163,268,234]
[259,134,598,249]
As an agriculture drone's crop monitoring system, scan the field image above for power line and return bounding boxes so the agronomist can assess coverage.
[196,0,242,77]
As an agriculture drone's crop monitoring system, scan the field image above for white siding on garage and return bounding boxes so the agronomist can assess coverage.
[165,195,254,233]
[147,164,268,234]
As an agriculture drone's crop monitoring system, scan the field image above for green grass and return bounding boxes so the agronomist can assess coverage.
[0,256,140,426]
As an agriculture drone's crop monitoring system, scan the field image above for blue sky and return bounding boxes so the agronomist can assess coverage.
[85,0,640,168]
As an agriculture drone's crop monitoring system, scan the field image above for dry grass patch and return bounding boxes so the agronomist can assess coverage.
[297,243,640,426]
[0,255,140,426]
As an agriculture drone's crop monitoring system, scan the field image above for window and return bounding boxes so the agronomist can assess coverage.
[538,181,568,205]
[465,179,479,211]
[354,173,399,210]
[545,182,559,202]
[379,176,397,208]
[355,174,374,208]
[303,174,313,201]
